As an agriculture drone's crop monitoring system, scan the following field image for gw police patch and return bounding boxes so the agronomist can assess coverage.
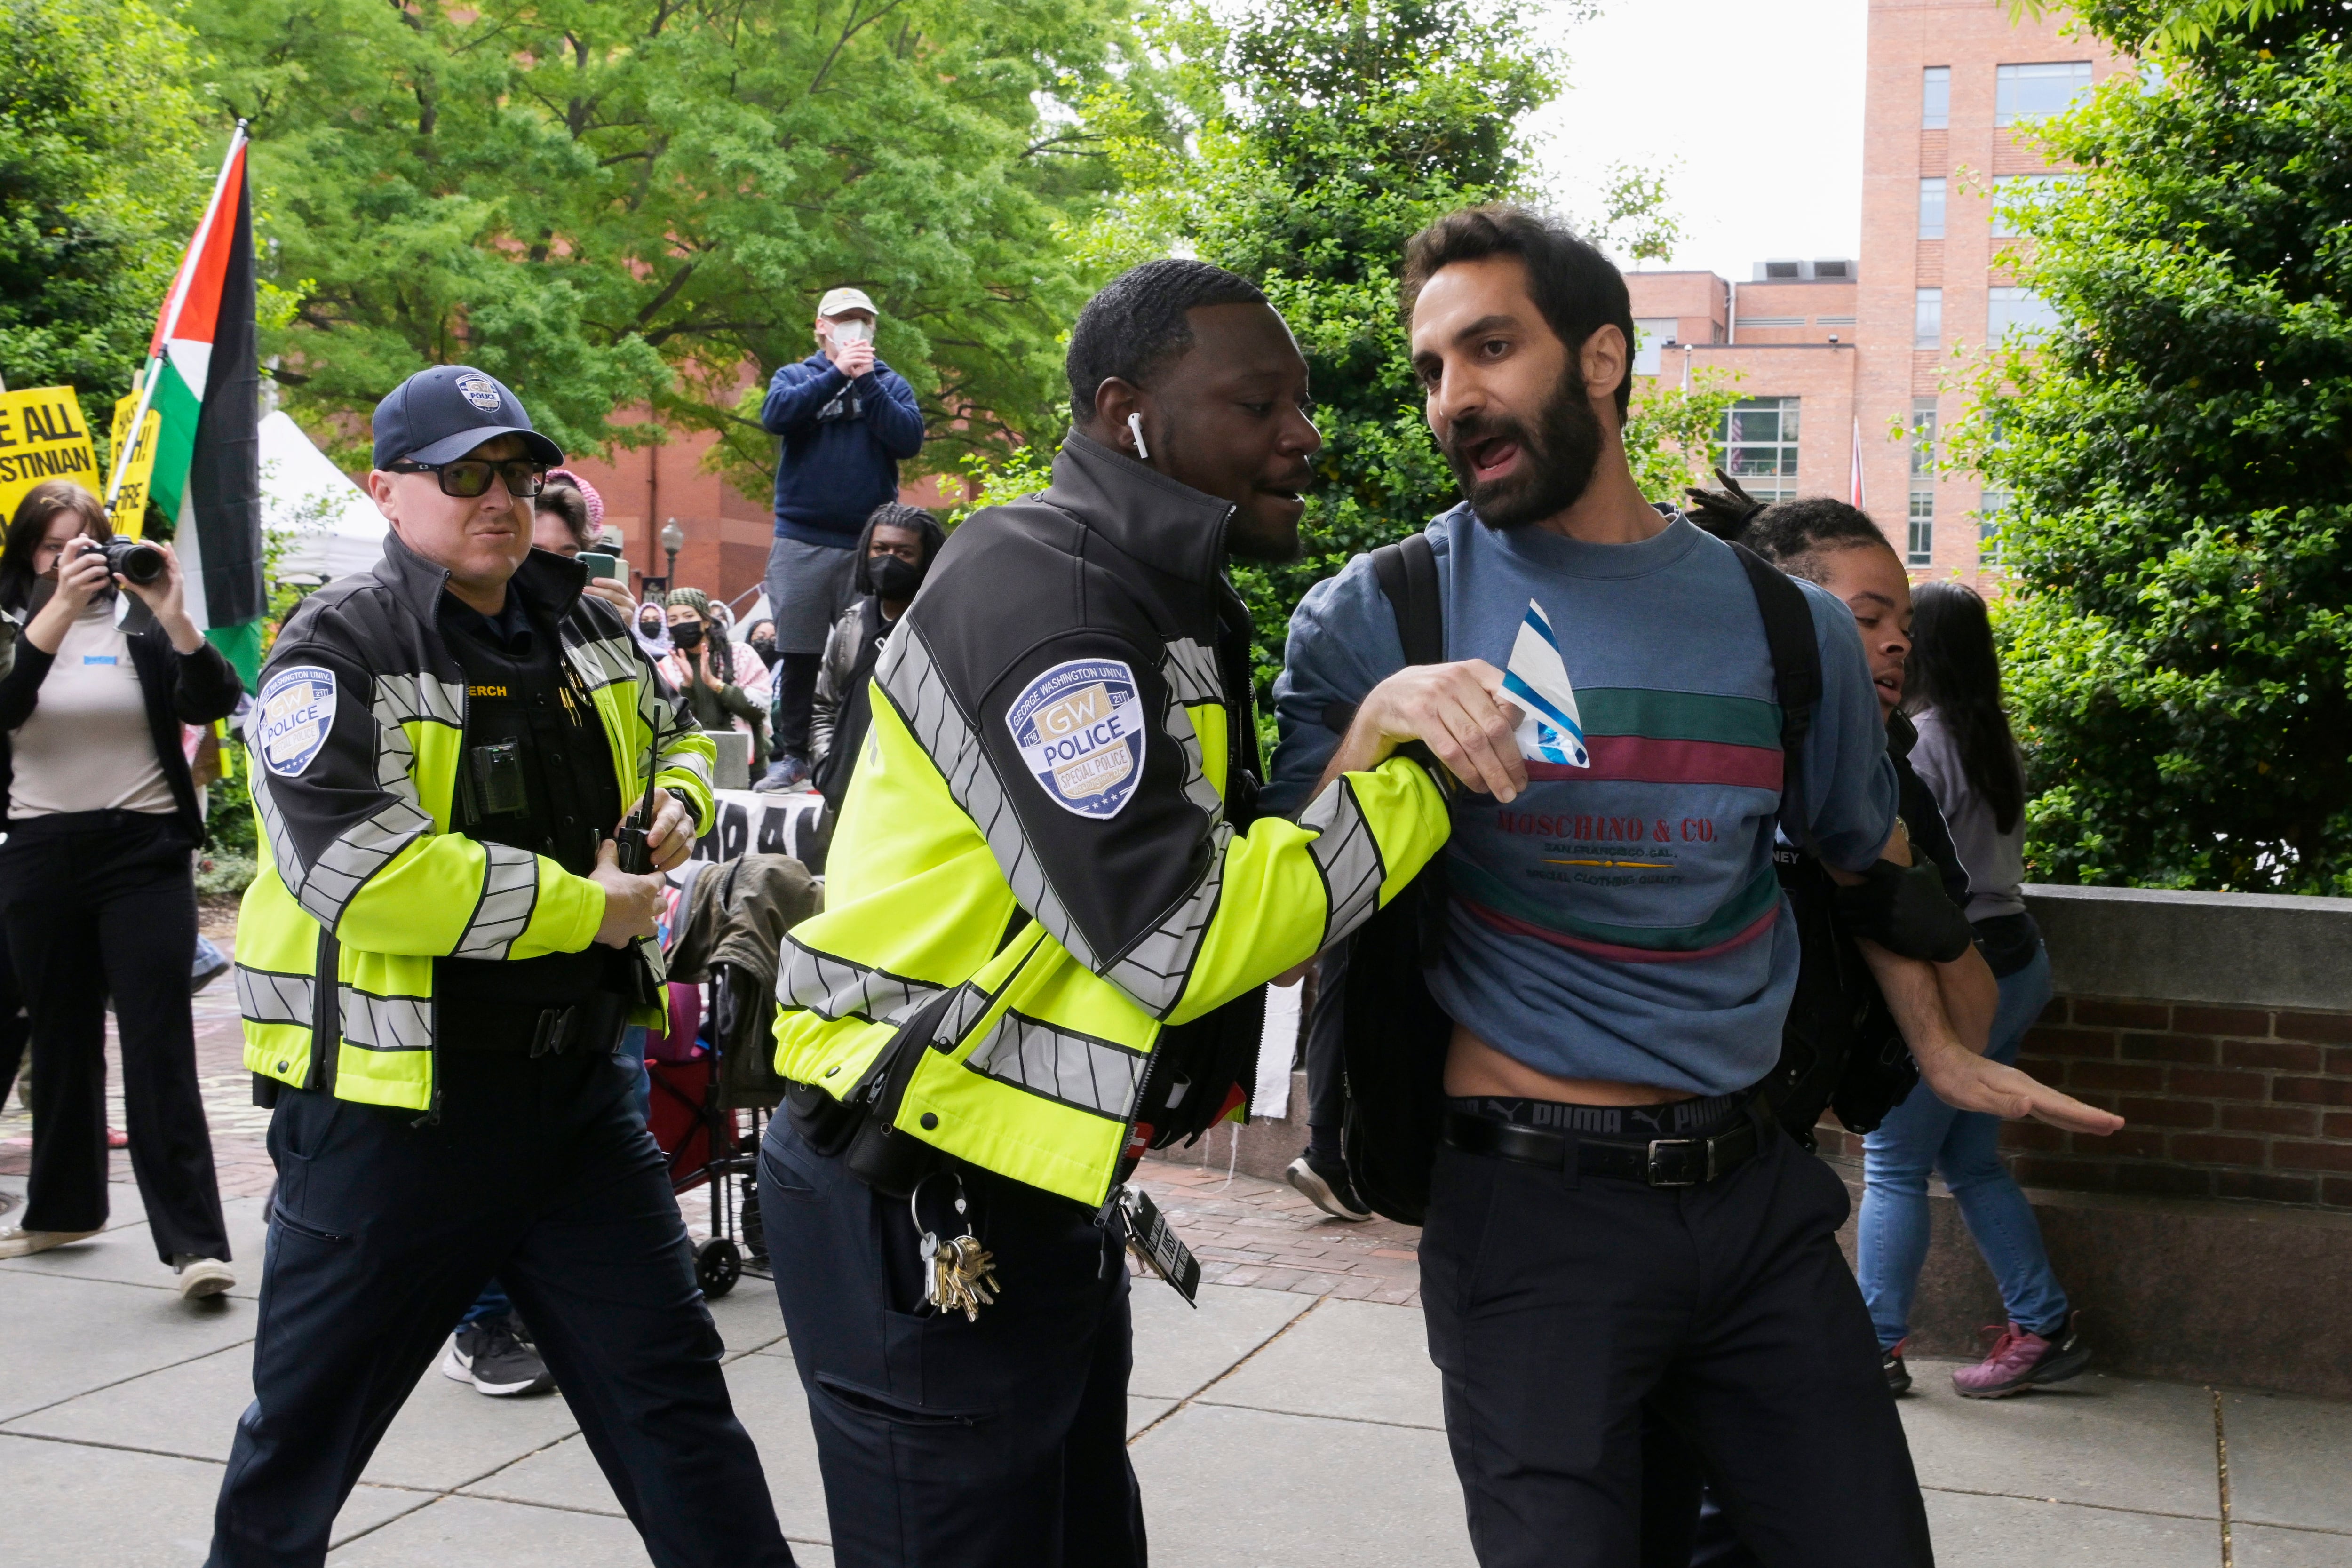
[1005,658,1148,820]
[255,665,338,778]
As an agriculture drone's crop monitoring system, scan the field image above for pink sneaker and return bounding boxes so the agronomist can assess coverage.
[1951,1313,2090,1399]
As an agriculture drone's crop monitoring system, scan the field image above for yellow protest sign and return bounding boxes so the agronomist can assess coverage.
[108,394,163,538]
[0,387,102,528]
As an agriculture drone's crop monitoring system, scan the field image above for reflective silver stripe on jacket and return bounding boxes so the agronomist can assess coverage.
[1161,637,1224,707]
[235,965,315,1027]
[878,625,1097,965]
[1300,776,1387,949]
[338,986,432,1052]
[876,624,1219,1019]
[287,797,435,931]
[779,933,944,1024]
[448,840,541,960]
[962,1008,1144,1121]
[564,633,640,693]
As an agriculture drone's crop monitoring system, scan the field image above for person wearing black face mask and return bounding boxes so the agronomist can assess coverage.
[662,588,771,765]
[789,502,946,806]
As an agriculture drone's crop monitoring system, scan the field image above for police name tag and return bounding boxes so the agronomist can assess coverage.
[255,665,337,778]
[1005,658,1148,819]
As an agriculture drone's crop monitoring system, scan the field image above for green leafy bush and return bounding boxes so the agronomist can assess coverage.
[1960,1,2352,891]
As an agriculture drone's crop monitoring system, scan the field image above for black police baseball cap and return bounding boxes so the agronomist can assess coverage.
[372,365,564,469]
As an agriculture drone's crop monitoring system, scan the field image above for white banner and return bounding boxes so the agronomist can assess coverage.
[691,787,826,867]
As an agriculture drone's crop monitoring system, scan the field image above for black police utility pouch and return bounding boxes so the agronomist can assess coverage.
[840,986,960,1199]
[1833,857,1974,963]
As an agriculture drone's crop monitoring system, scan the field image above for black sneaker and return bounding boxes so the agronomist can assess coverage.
[1285,1153,1374,1222]
[1882,1340,1913,1396]
[443,1316,555,1397]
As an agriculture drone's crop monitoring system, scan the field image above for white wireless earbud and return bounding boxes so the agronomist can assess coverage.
[1127,411,1151,462]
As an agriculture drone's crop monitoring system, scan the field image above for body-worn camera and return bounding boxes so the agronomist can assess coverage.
[102,537,167,586]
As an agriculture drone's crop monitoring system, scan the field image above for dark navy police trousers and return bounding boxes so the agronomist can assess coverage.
[760,1114,1144,1568]
[208,1048,795,1568]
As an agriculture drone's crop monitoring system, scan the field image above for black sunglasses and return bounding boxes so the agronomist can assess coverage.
[386,458,546,500]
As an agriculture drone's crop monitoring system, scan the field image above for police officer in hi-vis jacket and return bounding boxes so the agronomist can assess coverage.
[761,260,1528,1567]
[211,366,798,1568]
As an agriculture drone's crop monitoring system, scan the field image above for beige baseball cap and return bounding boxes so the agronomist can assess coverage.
[817,286,877,319]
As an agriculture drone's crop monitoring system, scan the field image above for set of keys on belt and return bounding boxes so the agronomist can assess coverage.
[912,1173,1000,1322]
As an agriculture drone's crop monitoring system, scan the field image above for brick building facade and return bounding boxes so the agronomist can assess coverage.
[556,380,968,608]
[1627,0,2130,583]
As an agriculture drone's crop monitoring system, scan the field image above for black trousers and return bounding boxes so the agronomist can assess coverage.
[1638,1419,1761,1568]
[0,812,227,1262]
[209,1049,794,1568]
[0,938,29,1115]
[760,1115,1144,1568]
[1420,1125,1934,1568]
[772,652,821,762]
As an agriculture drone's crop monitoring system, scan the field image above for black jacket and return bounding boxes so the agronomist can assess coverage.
[0,602,244,841]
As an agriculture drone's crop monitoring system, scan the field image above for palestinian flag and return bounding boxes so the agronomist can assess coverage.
[111,123,265,685]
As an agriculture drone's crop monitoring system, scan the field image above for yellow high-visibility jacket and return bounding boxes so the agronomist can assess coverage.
[235,532,715,1113]
[774,433,1449,1208]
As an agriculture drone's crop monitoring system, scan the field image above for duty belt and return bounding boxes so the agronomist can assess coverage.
[441,992,630,1057]
[1440,1106,1767,1188]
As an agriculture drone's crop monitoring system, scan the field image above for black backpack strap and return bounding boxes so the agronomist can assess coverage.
[1728,541,1824,855]
[1370,533,1443,667]
[1321,534,1443,735]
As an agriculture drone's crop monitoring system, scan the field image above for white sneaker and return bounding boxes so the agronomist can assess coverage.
[174,1256,235,1299]
[0,1226,101,1259]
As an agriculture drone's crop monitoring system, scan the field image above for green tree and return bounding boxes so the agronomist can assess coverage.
[191,0,1155,471]
[1961,0,2352,891]
[0,0,210,398]
[1056,0,1693,714]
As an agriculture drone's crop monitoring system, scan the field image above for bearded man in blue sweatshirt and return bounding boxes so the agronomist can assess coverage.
[1267,207,2121,1568]
[757,286,926,788]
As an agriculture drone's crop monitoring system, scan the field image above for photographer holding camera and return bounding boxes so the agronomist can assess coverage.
[0,480,243,1299]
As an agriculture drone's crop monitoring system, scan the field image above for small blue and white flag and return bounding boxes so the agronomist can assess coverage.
[1500,600,1589,768]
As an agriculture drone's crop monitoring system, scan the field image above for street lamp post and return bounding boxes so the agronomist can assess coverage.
[660,517,685,588]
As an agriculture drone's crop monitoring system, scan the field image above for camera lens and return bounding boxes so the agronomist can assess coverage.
[103,538,167,585]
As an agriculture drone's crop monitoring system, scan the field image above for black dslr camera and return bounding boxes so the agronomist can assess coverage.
[102,537,167,586]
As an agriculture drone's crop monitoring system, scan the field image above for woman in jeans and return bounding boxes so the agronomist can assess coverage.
[1861,580,2085,1398]
[0,481,244,1298]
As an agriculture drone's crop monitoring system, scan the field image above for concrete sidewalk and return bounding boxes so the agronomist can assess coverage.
[5,1165,2349,1567]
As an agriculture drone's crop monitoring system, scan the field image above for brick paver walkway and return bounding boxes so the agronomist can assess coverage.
[1132,1154,1423,1303]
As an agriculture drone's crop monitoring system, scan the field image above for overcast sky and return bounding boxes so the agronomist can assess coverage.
[1525,0,1871,281]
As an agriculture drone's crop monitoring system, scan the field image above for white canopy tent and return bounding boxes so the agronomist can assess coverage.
[258,409,388,582]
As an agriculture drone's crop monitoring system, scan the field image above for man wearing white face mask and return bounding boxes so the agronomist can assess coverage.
[756,286,926,790]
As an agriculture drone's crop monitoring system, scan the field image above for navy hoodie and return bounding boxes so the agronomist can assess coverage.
[759,351,926,547]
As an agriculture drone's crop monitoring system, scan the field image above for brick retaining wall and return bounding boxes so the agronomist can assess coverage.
[1813,995,2352,1210]
[2007,997,2352,1208]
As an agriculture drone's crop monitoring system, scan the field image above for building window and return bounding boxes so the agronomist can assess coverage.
[1978,489,2010,564]
[1717,398,1801,505]
[1996,62,2094,126]
[1632,318,1678,377]
[1991,173,2084,237]
[1915,288,1943,348]
[1987,286,2060,339]
[1918,178,1947,240]
[1922,66,1951,129]
[1908,399,1938,565]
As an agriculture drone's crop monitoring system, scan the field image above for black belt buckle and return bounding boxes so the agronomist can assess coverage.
[1646,1136,1713,1188]
[529,1005,577,1058]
